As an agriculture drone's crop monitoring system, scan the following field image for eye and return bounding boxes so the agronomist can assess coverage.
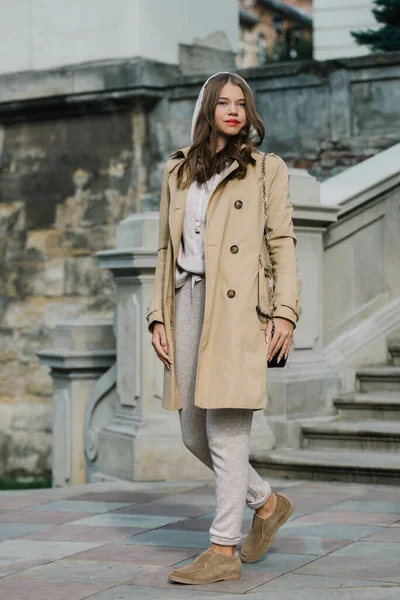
[238,102,245,108]
[218,101,227,105]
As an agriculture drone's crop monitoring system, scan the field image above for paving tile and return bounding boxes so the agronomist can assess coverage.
[160,515,214,532]
[283,484,369,508]
[361,528,400,543]
[179,485,215,497]
[284,491,356,503]
[330,500,400,515]
[20,524,147,543]
[287,508,313,520]
[285,482,373,496]
[126,564,283,594]
[27,500,133,513]
[0,539,103,561]
[357,488,400,503]
[67,513,184,529]
[239,552,317,574]
[155,493,215,508]
[117,529,210,548]
[295,555,400,583]
[160,514,254,534]
[0,495,56,511]
[0,510,96,525]
[278,521,378,541]
[67,492,165,504]
[113,501,212,518]
[0,522,51,541]
[7,558,156,584]
[187,511,254,527]
[69,543,200,566]
[390,520,400,527]
[252,589,400,600]
[0,558,24,567]
[292,510,400,527]
[258,572,400,591]
[86,584,221,599]
[332,541,400,561]
[269,536,352,556]
[0,559,54,580]
[0,579,112,600]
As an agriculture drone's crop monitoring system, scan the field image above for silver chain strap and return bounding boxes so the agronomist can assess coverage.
[261,152,274,321]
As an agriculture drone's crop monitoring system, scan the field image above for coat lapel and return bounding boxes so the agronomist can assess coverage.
[168,166,188,260]
[168,156,241,255]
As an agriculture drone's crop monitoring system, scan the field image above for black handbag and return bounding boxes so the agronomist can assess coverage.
[258,152,287,368]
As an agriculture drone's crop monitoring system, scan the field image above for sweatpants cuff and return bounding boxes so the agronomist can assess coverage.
[246,485,272,510]
[210,533,242,546]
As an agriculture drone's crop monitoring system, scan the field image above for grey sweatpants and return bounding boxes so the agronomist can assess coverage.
[175,275,271,546]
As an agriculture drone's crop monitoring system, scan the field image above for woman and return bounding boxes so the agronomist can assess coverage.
[146,72,301,585]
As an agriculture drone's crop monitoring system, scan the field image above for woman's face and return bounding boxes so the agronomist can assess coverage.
[214,83,247,138]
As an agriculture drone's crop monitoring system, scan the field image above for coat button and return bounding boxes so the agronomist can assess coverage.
[227,289,236,298]
[230,245,239,254]
[234,200,243,209]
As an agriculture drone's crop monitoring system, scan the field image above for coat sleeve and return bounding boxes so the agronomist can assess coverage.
[266,155,302,327]
[145,162,171,333]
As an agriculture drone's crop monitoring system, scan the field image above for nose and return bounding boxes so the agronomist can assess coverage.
[228,103,238,115]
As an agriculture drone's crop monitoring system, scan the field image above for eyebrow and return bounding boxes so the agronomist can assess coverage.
[218,96,245,101]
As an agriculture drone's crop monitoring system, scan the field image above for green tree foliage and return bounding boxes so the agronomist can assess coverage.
[351,0,400,52]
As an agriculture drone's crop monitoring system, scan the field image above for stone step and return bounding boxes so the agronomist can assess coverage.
[334,392,400,420]
[301,419,400,451]
[389,342,400,366]
[254,449,400,485]
[356,366,400,392]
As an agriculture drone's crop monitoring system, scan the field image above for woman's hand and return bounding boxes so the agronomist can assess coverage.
[265,317,294,364]
[151,322,173,370]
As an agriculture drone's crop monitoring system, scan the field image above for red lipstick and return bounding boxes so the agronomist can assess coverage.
[225,119,240,125]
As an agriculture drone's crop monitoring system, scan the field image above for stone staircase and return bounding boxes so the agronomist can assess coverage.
[256,338,400,485]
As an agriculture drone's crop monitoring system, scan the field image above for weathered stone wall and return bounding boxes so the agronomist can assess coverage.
[0,52,399,477]
[0,98,155,476]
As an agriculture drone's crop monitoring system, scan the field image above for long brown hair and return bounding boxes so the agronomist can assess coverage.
[175,73,265,189]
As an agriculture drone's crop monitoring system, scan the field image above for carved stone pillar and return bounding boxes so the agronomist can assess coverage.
[37,320,115,486]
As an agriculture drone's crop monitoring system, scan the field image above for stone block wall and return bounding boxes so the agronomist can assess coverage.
[0,108,150,477]
[0,52,399,478]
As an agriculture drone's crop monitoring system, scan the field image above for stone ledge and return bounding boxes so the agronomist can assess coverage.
[37,350,116,371]
[1,51,399,117]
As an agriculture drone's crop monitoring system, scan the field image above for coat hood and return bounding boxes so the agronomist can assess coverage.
[190,71,257,143]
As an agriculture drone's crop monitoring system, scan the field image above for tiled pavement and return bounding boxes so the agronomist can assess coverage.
[0,479,399,599]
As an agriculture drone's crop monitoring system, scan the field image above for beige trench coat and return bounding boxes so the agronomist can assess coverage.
[146,147,302,411]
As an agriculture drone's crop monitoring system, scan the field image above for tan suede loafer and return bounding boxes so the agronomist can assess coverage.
[240,492,294,563]
[168,548,242,585]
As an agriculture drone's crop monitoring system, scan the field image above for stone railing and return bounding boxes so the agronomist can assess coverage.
[320,143,400,390]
